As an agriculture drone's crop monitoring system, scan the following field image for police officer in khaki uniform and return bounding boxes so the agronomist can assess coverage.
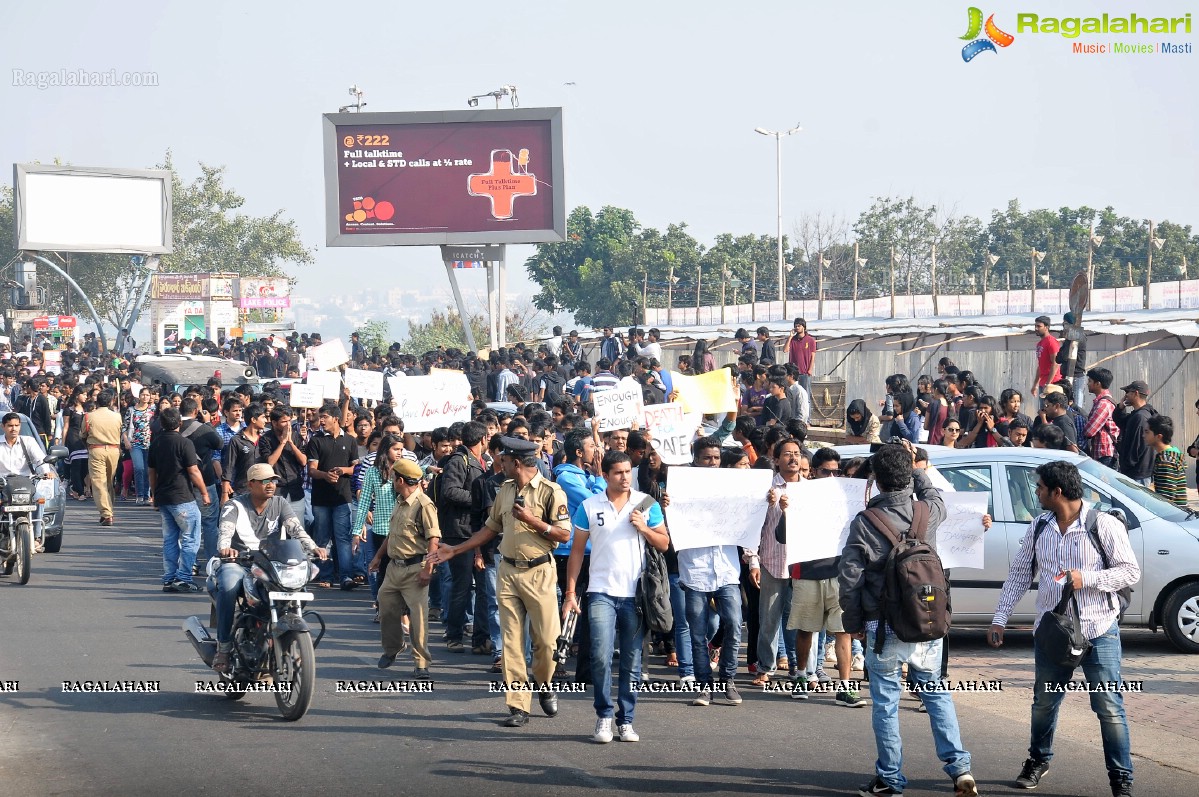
[369,459,441,679]
[84,389,124,526]
[435,436,571,726]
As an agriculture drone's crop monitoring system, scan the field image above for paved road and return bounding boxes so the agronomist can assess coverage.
[1,503,1196,796]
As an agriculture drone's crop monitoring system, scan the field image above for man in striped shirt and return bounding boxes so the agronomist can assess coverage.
[990,460,1140,796]
[590,358,620,394]
[1082,368,1120,468]
[1145,415,1187,508]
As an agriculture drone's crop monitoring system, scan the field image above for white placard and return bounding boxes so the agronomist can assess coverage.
[594,378,643,433]
[936,493,989,569]
[304,370,343,400]
[271,337,288,350]
[342,368,384,401]
[666,468,773,551]
[387,373,472,433]
[288,383,325,408]
[784,477,871,565]
[642,403,696,465]
[307,338,350,371]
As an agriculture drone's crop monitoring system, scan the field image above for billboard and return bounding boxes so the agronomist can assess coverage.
[13,164,173,254]
[322,108,565,246]
[151,273,207,300]
[238,277,291,309]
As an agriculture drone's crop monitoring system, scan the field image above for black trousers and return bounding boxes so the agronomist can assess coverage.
[556,554,592,684]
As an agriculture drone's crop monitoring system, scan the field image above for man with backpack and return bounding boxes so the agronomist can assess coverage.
[432,420,487,652]
[989,460,1140,796]
[1082,368,1120,468]
[562,450,668,744]
[839,442,977,797]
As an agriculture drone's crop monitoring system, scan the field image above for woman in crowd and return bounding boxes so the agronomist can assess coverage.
[353,433,408,623]
[845,399,881,445]
[61,385,91,501]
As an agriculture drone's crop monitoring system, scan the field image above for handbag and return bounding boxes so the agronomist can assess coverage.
[1034,583,1093,668]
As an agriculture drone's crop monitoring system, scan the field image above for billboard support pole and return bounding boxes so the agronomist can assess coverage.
[497,246,507,348]
[443,261,477,353]
[23,252,109,355]
[486,263,498,350]
[116,268,155,355]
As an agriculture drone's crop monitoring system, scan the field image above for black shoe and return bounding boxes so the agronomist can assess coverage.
[1110,776,1133,797]
[378,653,397,669]
[539,690,558,717]
[503,708,530,727]
[174,581,202,593]
[162,581,180,593]
[341,579,358,591]
[857,775,901,796]
[1015,758,1050,789]
[414,668,431,681]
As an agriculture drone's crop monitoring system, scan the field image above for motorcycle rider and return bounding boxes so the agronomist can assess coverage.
[0,412,57,544]
[210,463,327,674]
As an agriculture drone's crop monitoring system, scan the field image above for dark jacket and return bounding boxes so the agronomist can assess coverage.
[837,469,946,634]
[758,339,777,366]
[1114,402,1158,480]
[434,445,485,543]
[1055,333,1087,379]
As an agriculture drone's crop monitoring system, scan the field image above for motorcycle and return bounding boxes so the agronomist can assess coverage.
[183,537,326,721]
[0,446,68,585]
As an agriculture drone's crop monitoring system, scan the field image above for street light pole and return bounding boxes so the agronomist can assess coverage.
[754,124,802,308]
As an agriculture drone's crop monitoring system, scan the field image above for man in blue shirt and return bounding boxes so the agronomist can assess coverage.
[552,428,606,684]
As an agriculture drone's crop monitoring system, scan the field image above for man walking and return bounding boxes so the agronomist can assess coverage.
[839,443,976,797]
[84,389,123,527]
[1030,315,1061,405]
[148,407,211,593]
[563,450,668,743]
[179,397,224,564]
[307,402,359,589]
[1082,368,1120,468]
[786,318,816,395]
[434,420,487,652]
[990,460,1139,796]
[1113,380,1157,486]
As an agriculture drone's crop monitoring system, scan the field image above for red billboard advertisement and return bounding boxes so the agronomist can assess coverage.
[323,108,565,246]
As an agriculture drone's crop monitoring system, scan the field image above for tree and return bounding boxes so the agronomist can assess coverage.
[354,319,391,356]
[0,152,314,332]
[400,302,550,355]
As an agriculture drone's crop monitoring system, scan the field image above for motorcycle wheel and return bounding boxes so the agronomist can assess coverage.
[273,630,315,721]
[15,519,32,585]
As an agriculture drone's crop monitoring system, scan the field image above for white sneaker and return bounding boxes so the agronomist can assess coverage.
[592,717,613,743]
[679,674,696,686]
[617,723,640,742]
[824,647,837,664]
[851,654,865,672]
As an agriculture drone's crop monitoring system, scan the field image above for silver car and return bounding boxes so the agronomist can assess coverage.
[833,445,1199,653]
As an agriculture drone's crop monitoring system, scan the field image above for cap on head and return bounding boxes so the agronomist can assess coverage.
[1120,380,1150,396]
[247,463,277,482]
[498,435,539,457]
[1063,312,1077,325]
[392,459,423,480]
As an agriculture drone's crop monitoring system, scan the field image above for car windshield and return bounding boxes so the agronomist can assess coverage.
[1078,458,1194,523]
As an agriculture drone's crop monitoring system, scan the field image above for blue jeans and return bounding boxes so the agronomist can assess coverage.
[429,561,448,612]
[444,550,476,642]
[197,484,219,562]
[207,562,245,644]
[683,583,741,685]
[589,593,643,725]
[160,501,201,585]
[1031,620,1132,781]
[311,502,353,582]
[669,573,715,678]
[131,446,150,501]
[473,557,500,652]
[864,629,972,791]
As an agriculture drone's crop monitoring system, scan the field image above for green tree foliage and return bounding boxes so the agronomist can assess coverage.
[400,303,549,355]
[354,319,391,356]
[0,152,313,330]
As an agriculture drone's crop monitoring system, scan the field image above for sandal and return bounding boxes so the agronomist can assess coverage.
[752,672,770,687]
[212,650,230,674]
[665,653,679,668]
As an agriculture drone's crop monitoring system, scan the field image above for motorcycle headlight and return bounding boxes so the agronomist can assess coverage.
[271,561,310,590]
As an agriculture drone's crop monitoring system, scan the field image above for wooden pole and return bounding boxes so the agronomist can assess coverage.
[1086,225,1095,293]
[1127,261,1133,288]
[1144,220,1154,309]
[695,264,702,316]
[667,265,674,326]
[1030,247,1038,313]
[817,256,825,321]
[720,276,727,325]
[931,242,939,315]
[642,272,648,323]
[1089,335,1173,368]
[751,260,757,322]
[853,242,860,318]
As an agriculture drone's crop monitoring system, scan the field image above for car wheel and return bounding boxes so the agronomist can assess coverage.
[42,533,62,553]
[1161,581,1199,654]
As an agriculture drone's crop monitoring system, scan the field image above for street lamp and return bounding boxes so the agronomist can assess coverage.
[468,85,519,109]
[754,123,802,306]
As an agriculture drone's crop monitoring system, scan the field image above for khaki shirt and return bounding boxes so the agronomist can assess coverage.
[84,407,123,446]
[485,474,571,561]
[387,489,441,561]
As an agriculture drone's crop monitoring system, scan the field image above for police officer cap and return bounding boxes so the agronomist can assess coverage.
[499,435,539,457]
[392,459,423,480]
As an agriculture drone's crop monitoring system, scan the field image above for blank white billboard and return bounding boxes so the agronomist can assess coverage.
[13,165,173,254]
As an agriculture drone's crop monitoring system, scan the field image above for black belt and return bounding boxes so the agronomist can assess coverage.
[501,553,552,569]
[393,554,425,566]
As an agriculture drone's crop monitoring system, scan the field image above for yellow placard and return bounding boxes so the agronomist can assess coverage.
[671,369,737,415]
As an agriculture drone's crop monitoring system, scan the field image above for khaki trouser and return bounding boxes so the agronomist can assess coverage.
[497,559,560,713]
[379,561,430,668]
[88,447,120,520]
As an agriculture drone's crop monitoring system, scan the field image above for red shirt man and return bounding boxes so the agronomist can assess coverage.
[786,318,816,377]
[1031,315,1060,398]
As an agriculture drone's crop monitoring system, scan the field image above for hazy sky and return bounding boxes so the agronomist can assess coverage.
[3,0,1196,337]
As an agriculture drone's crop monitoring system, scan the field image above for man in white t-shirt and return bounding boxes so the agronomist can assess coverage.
[563,450,668,745]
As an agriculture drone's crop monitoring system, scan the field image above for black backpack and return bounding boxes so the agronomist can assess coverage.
[1030,508,1132,616]
[633,495,673,634]
[863,501,952,651]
